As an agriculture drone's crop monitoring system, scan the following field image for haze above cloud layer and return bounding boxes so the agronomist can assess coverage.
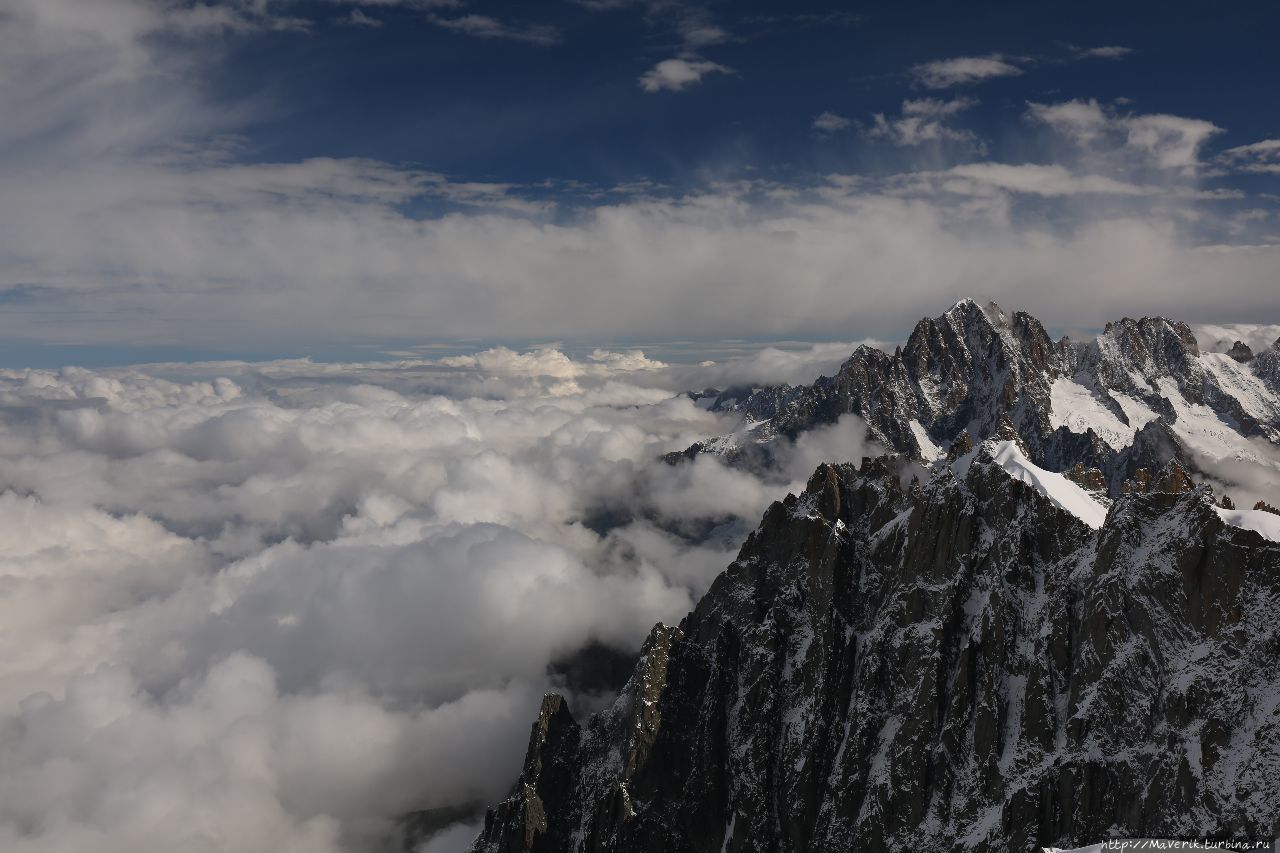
[1,0,1279,359]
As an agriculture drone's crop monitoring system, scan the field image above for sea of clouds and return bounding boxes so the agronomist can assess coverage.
[2,316,1277,852]
[0,342,883,853]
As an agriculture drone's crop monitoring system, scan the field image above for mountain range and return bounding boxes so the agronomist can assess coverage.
[672,299,1280,499]
[459,301,1280,853]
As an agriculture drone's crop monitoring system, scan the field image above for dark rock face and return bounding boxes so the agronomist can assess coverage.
[1229,341,1255,363]
[1255,347,1280,396]
[680,301,1280,493]
[1121,461,1197,495]
[475,694,582,853]
[463,302,1280,853]
[471,452,1280,853]
[1109,420,1191,497]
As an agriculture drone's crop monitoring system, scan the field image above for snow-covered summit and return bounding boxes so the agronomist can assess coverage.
[676,300,1280,500]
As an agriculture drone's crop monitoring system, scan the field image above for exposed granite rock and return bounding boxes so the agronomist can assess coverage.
[1255,346,1280,396]
[1109,420,1191,497]
[1228,341,1255,363]
[473,694,582,853]
[1122,461,1197,496]
[471,453,1280,853]
[1065,463,1108,495]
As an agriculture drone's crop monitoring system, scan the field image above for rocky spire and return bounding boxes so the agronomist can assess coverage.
[1228,340,1255,363]
[469,454,1280,853]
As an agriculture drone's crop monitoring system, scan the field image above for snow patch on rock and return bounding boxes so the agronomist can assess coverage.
[1049,378,1142,450]
[910,419,945,462]
[1200,352,1280,423]
[1215,506,1280,542]
[989,440,1110,529]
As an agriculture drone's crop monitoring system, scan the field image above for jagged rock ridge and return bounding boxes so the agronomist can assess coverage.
[673,300,1280,496]
[469,447,1280,852]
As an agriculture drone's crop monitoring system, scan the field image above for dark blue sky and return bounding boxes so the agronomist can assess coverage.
[216,0,1278,187]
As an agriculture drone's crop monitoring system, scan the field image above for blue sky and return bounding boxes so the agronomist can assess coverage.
[216,1,1278,187]
[1,0,1279,364]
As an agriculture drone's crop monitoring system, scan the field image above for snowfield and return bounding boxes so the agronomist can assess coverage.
[988,440,1111,529]
[1214,505,1280,542]
[1049,377,1156,450]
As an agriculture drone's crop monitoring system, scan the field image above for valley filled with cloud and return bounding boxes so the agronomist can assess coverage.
[0,345,887,851]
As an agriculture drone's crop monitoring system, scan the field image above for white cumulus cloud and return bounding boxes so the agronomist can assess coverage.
[1028,98,1223,173]
[868,96,980,147]
[0,346,872,851]
[639,57,731,92]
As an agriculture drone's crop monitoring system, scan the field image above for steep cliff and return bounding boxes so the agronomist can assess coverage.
[472,447,1280,852]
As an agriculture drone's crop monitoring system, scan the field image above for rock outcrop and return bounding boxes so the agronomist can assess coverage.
[461,302,1280,853]
[470,448,1280,852]
[1228,341,1255,363]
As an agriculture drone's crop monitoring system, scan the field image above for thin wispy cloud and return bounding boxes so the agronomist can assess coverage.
[1072,44,1135,59]
[911,54,1023,88]
[937,162,1160,197]
[674,9,728,47]
[1219,139,1280,174]
[337,8,382,28]
[426,13,560,45]
[639,57,730,92]
[812,111,852,134]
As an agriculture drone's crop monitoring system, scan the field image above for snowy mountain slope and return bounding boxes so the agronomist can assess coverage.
[1215,505,1280,541]
[985,439,1110,529]
[455,302,1280,853]
[672,300,1280,496]
[468,449,1280,853]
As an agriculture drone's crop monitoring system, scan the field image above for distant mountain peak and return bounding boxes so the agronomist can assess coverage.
[942,296,1009,327]
[673,301,1280,495]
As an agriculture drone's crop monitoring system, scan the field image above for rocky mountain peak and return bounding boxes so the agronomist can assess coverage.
[469,446,1280,853]
[1093,314,1201,384]
[676,301,1280,501]
[942,297,1008,327]
[458,300,1280,853]
[1121,460,1197,495]
[1229,340,1255,362]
